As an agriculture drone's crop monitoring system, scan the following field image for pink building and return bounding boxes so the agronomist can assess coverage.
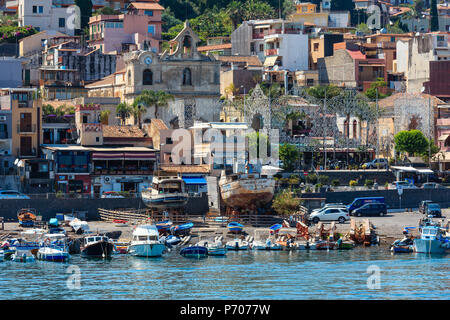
[88,0,164,54]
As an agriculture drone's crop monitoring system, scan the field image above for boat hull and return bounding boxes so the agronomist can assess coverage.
[207,247,227,256]
[142,193,188,209]
[219,179,275,208]
[129,243,165,257]
[37,248,69,262]
[413,239,446,254]
[180,246,208,258]
[81,241,114,257]
[391,245,413,253]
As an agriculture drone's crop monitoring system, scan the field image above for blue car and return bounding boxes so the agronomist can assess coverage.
[347,197,385,214]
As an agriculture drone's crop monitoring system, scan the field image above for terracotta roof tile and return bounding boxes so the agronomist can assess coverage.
[347,49,366,60]
[128,2,164,10]
[85,73,115,88]
[217,55,262,67]
[378,93,445,109]
[103,125,146,138]
[197,43,232,52]
[159,164,210,174]
[149,119,168,130]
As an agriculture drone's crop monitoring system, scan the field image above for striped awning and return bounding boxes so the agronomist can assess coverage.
[92,152,124,160]
[438,134,449,141]
[123,152,156,160]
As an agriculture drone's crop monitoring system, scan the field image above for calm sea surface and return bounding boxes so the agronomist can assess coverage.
[1,247,449,300]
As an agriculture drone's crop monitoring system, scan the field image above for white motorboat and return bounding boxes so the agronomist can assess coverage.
[414,216,449,254]
[225,239,249,250]
[69,218,90,234]
[37,247,70,262]
[197,239,227,256]
[252,238,282,250]
[11,250,35,262]
[128,225,166,257]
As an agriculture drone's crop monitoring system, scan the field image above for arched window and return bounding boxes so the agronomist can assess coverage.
[183,68,192,85]
[143,69,152,85]
[353,120,357,139]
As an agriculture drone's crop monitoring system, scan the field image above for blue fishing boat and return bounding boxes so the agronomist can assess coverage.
[48,218,59,228]
[227,222,244,233]
[171,222,194,235]
[180,246,207,258]
[156,220,173,232]
[413,217,449,254]
[269,224,282,234]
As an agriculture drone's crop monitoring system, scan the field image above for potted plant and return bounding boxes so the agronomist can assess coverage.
[349,180,357,190]
[365,179,374,189]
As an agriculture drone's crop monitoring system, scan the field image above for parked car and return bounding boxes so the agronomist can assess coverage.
[351,203,387,217]
[363,158,388,169]
[0,190,30,199]
[101,191,124,199]
[424,203,442,218]
[392,181,418,189]
[311,203,346,214]
[419,200,433,214]
[309,207,350,224]
[347,197,385,214]
[422,182,446,189]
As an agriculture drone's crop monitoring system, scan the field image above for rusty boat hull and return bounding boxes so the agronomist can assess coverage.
[219,177,275,208]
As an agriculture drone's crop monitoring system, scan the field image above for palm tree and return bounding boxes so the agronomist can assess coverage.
[116,102,133,126]
[134,90,174,120]
[132,103,147,128]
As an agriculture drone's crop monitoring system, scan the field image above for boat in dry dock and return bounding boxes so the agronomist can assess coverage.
[141,173,189,209]
[218,171,275,208]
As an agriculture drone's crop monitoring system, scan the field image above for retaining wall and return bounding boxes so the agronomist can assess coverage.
[0,194,209,221]
[301,188,450,210]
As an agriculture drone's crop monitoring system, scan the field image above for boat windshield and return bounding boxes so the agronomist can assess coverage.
[423,228,438,236]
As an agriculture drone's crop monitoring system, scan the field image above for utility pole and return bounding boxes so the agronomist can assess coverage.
[376,88,379,162]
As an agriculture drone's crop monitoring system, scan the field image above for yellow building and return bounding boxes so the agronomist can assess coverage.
[0,88,43,158]
[296,2,317,13]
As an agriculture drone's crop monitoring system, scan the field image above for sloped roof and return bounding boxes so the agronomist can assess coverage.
[149,119,168,130]
[103,125,146,138]
[347,49,366,60]
[217,55,262,67]
[128,2,164,10]
[85,73,115,88]
[197,43,232,52]
[378,92,446,109]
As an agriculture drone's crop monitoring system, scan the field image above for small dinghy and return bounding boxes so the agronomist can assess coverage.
[37,247,69,262]
[227,222,244,234]
[113,219,129,227]
[269,224,282,234]
[165,235,181,246]
[171,222,194,236]
[156,220,173,232]
[197,239,227,256]
[11,250,35,262]
[225,239,249,250]
[180,245,208,258]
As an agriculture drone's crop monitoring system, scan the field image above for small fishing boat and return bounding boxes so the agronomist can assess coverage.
[69,218,90,235]
[252,238,282,250]
[17,209,37,228]
[156,220,173,233]
[37,247,70,262]
[11,250,35,262]
[269,224,282,234]
[197,239,227,256]
[171,222,194,236]
[252,240,268,250]
[48,218,59,228]
[112,240,129,254]
[81,235,114,258]
[165,235,182,246]
[227,222,244,234]
[315,240,335,250]
[336,238,355,250]
[113,219,129,227]
[128,225,165,257]
[413,217,449,254]
[180,245,208,258]
[225,239,249,250]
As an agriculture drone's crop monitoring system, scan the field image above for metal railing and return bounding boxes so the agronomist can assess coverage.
[17,123,36,133]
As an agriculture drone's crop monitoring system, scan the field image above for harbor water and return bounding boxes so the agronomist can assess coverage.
[1,247,449,300]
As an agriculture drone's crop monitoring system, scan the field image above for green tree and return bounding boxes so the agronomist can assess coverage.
[364,78,389,100]
[394,130,429,156]
[279,143,301,171]
[75,0,93,30]
[414,0,424,17]
[306,85,342,100]
[100,110,111,125]
[242,0,276,21]
[272,190,300,215]
[134,90,175,119]
[430,0,439,31]
[116,102,133,126]
[92,7,120,16]
[162,7,183,33]
[226,1,244,30]
[355,23,371,35]
[283,0,296,18]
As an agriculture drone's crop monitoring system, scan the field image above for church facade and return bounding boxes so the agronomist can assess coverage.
[123,21,222,128]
